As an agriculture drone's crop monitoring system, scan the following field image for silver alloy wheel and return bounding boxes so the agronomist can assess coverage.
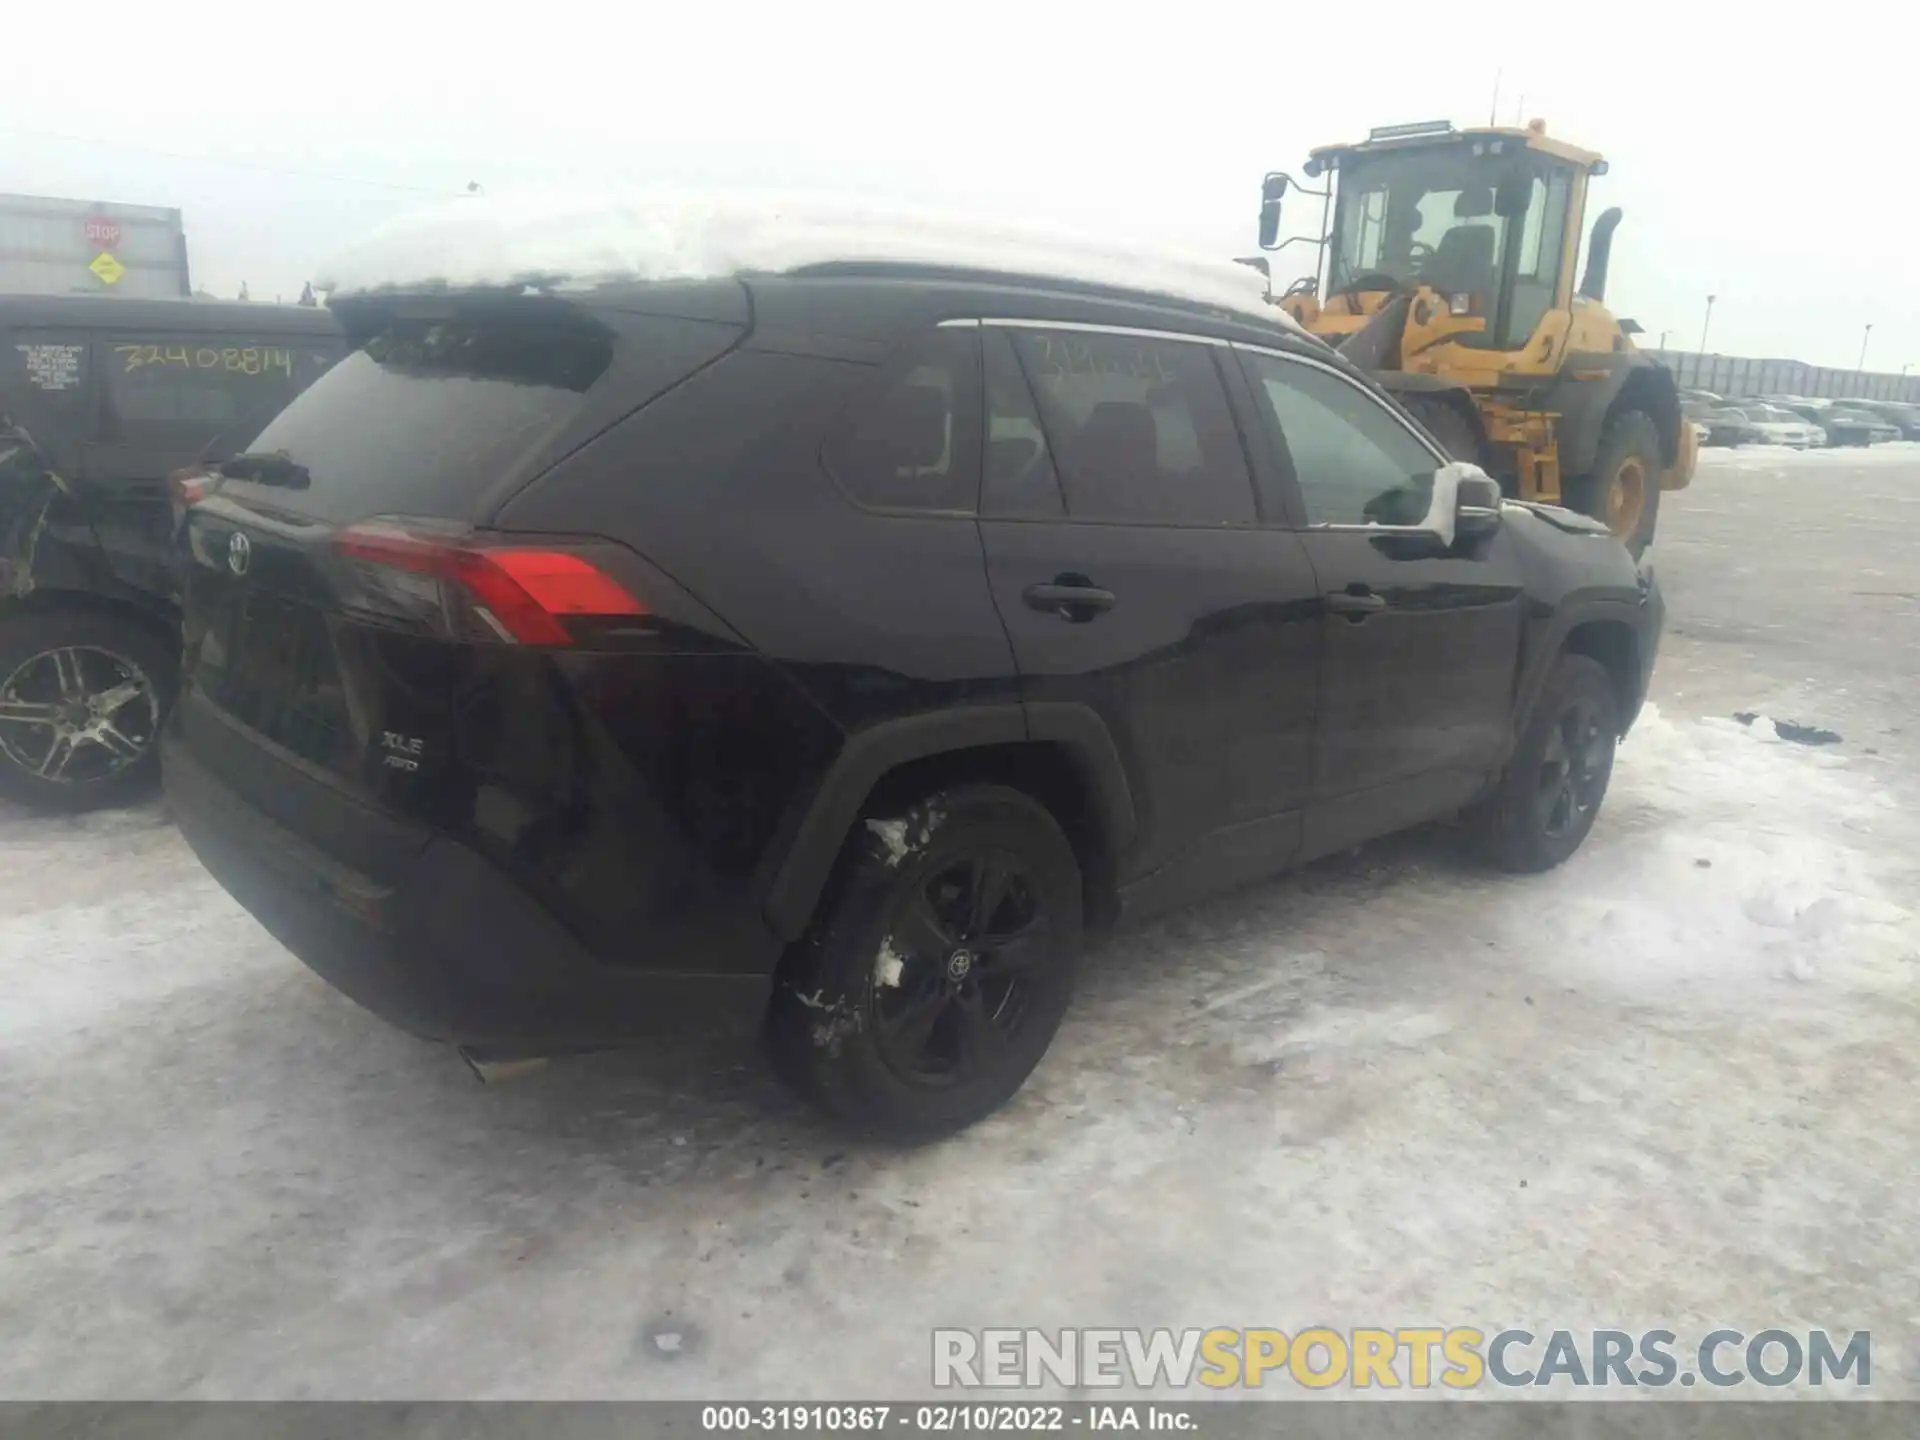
[0,645,161,785]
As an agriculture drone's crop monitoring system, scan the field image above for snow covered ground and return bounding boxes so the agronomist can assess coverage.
[1696,439,1920,468]
[3,448,1918,1400]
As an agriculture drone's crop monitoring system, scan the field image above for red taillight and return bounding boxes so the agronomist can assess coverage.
[486,550,645,617]
[334,522,646,646]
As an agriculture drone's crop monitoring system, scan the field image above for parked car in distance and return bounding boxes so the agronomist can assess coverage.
[0,296,345,808]
[1772,401,1875,448]
[1836,399,1920,440]
[1883,404,1920,440]
[1826,407,1902,444]
[163,195,1665,1137]
[1686,402,1763,447]
[1732,404,1824,448]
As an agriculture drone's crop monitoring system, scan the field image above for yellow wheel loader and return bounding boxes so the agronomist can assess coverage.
[1257,118,1694,554]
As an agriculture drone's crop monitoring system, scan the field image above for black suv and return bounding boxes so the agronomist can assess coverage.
[0,296,342,808]
[164,263,1661,1137]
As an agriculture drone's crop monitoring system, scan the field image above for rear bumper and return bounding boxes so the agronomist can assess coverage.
[164,727,773,1052]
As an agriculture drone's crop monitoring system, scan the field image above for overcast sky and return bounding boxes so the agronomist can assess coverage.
[6,0,1912,373]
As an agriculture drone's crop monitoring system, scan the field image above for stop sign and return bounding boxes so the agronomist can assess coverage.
[84,215,122,250]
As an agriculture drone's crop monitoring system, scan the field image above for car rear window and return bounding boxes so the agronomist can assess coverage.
[233,314,615,523]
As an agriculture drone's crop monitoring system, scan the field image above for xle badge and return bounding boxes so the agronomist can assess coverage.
[381,731,425,772]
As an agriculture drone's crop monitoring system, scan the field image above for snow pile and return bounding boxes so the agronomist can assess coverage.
[319,187,1301,330]
[1506,705,1914,997]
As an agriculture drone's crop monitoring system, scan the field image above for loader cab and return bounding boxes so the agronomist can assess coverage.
[1273,121,1604,365]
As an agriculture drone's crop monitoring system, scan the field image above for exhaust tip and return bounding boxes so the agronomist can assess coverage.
[458,1046,550,1085]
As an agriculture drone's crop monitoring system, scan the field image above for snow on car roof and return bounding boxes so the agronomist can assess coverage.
[319,188,1305,334]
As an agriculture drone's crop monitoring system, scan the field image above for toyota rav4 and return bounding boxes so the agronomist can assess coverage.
[163,197,1662,1138]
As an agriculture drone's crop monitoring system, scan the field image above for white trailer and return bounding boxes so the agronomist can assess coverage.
[0,193,190,299]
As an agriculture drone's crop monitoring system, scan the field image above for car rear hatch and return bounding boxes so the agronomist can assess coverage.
[174,285,748,865]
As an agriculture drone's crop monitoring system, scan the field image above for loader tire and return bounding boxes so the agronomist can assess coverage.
[1400,396,1483,465]
[1568,410,1661,556]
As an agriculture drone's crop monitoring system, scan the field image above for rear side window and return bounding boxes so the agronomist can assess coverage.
[1008,329,1254,525]
[823,326,982,513]
[99,336,336,453]
[239,315,614,523]
[1240,351,1438,527]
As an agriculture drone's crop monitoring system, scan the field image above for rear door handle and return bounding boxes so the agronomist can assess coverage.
[1325,588,1387,618]
[1023,579,1116,621]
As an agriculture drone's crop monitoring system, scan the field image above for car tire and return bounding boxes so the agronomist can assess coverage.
[1567,410,1661,556]
[0,610,176,812]
[1470,653,1619,873]
[766,783,1084,1141]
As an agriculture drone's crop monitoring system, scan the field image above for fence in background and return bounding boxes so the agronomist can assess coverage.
[1644,351,1920,405]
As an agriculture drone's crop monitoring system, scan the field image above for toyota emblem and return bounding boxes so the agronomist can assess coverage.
[227,531,252,576]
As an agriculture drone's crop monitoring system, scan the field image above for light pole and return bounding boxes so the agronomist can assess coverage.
[1858,323,1873,373]
[1657,330,1670,352]
[1699,295,1717,353]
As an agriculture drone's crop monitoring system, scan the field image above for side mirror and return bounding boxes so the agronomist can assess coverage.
[1454,468,1504,541]
[1258,172,1290,250]
[1367,462,1503,553]
[1412,462,1501,545]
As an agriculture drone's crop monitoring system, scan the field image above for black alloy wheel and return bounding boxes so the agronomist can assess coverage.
[768,784,1084,1140]
[1534,692,1612,842]
[870,848,1049,1088]
[1470,653,1619,873]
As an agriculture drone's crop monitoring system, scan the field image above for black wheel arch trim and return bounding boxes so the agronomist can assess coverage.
[1542,353,1682,478]
[759,702,1136,942]
[1509,596,1652,752]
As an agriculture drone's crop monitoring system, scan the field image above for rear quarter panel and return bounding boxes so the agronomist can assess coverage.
[494,339,1023,946]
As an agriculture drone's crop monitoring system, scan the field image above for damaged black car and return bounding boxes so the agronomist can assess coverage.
[0,296,342,809]
[163,251,1665,1139]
